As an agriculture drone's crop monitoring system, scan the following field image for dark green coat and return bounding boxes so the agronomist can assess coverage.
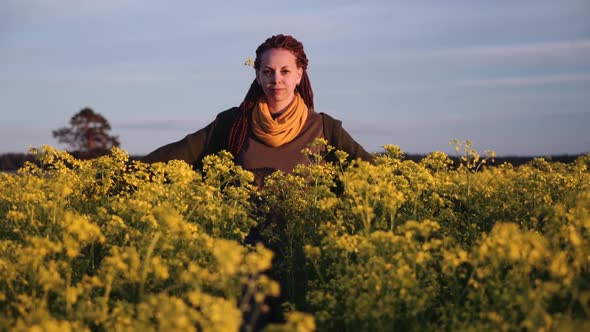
[142,108,373,169]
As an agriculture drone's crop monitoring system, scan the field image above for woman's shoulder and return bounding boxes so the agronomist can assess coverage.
[215,107,240,121]
[316,112,343,129]
[202,107,239,132]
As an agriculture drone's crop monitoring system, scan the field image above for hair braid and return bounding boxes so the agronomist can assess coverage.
[228,34,314,157]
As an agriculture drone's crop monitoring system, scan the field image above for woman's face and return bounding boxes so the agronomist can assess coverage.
[256,48,303,111]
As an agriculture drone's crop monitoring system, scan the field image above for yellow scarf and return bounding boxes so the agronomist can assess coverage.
[251,93,308,147]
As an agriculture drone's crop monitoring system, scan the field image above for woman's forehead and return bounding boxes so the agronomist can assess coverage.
[260,48,297,67]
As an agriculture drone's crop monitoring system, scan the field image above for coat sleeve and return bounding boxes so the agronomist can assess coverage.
[321,113,374,163]
[141,108,238,167]
[140,124,212,165]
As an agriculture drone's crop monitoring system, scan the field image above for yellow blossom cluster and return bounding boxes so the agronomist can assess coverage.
[0,142,589,331]
[0,146,296,331]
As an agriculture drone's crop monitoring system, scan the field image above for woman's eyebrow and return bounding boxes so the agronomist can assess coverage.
[262,65,293,69]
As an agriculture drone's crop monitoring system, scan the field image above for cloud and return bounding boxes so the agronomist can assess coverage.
[114,119,205,131]
[0,64,202,83]
[375,39,590,66]
[460,73,590,87]
[0,0,143,21]
[427,40,589,59]
[191,2,394,43]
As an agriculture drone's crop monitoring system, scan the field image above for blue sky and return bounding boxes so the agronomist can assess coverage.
[1,0,589,156]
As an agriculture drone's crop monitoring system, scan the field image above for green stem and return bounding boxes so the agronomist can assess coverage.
[101,274,113,321]
[139,232,161,301]
[65,260,72,315]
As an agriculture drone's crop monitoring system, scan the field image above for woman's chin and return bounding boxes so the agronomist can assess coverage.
[267,92,292,103]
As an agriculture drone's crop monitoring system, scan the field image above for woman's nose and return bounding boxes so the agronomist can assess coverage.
[272,72,281,84]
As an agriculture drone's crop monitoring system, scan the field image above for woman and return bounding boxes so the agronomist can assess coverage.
[143,34,374,329]
[142,34,373,185]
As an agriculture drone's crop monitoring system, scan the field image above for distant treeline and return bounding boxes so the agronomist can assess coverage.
[0,151,142,172]
[0,152,585,172]
[403,154,585,168]
[0,153,37,172]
